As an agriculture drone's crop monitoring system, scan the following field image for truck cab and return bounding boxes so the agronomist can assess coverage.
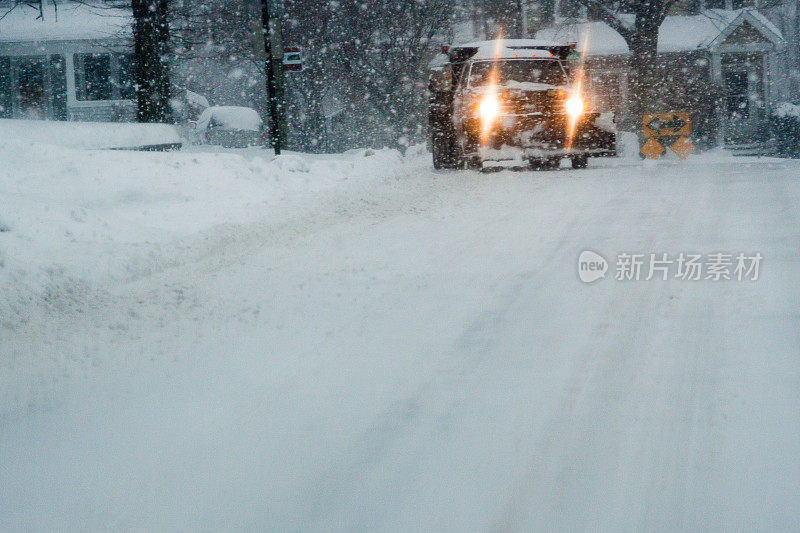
[429,39,616,170]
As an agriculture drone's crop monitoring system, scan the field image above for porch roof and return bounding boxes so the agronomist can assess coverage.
[535,9,784,57]
[0,1,131,43]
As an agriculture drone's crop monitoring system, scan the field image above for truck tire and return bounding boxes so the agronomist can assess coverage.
[432,133,449,169]
[432,126,460,170]
[544,157,561,170]
[571,155,588,169]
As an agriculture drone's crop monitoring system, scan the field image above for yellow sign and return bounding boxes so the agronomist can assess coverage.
[641,137,665,159]
[643,112,691,138]
[642,112,693,160]
[670,136,695,160]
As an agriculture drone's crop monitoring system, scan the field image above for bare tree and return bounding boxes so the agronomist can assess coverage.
[572,0,681,116]
[132,0,171,122]
[0,0,55,22]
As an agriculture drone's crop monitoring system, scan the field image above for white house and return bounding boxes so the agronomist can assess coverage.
[535,8,786,144]
[0,1,135,122]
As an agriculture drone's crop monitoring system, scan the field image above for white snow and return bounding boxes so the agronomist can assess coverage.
[0,2,131,43]
[1,134,800,530]
[0,118,182,150]
[185,89,211,111]
[196,106,264,132]
[774,101,800,117]
[536,8,784,56]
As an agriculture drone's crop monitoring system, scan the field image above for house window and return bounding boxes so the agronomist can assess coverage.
[0,56,10,118]
[75,53,111,101]
[113,53,135,100]
[16,57,45,118]
[75,53,135,101]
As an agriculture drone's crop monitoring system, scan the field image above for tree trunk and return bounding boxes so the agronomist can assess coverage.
[628,17,661,120]
[132,0,172,123]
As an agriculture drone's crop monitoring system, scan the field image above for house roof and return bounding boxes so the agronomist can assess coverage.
[0,1,131,43]
[535,9,784,56]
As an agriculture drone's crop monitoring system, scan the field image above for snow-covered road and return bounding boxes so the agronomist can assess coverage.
[2,146,799,530]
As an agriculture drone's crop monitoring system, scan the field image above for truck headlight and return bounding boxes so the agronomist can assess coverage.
[565,95,585,118]
[478,95,500,123]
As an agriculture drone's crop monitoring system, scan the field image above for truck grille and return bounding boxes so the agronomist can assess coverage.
[503,90,561,115]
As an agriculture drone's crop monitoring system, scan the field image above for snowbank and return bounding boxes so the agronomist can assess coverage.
[0,119,182,150]
[196,106,263,131]
[0,138,416,413]
[186,89,211,111]
[774,102,800,118]
[0,140,409,311]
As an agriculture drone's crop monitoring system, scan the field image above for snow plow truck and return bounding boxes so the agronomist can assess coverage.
[429,39,617,170]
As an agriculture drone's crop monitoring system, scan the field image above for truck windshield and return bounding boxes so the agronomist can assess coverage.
[468,59,566,88]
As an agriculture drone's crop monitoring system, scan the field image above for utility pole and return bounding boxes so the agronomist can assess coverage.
[261,0,281,154]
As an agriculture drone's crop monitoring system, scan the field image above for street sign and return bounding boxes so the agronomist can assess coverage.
[641,137,666,159]
[643,111,691,138]
[641,111,694,160]
[283,47,304,72]
[669,136,695,159]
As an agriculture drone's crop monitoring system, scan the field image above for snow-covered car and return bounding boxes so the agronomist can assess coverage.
[195,106,265,148]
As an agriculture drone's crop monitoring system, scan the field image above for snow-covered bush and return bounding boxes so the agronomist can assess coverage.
[771,103,800,158]
[774,102,800,118]
[196,106,263,132]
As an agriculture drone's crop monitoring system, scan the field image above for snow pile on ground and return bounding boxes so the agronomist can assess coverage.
[618,131,641,158]
[774,102,800,118]
[0,141,409,297]
[196,106,263,131]
[185,89,211,111]
[0,119,182,150]
[0,135,418,413]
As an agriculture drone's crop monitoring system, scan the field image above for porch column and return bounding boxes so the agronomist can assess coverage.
[710,51,722,84]
[65,52,76,115]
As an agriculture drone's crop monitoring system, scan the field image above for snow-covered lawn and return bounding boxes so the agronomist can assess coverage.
[1,135,412,411]
[1,132,799,530]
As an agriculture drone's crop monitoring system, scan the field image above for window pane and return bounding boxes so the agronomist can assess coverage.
[76,54,111,101]
[16,58,44,118]
[469,60,566,87]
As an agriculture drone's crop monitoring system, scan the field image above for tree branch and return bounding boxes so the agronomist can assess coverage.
[575,0,635,41]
